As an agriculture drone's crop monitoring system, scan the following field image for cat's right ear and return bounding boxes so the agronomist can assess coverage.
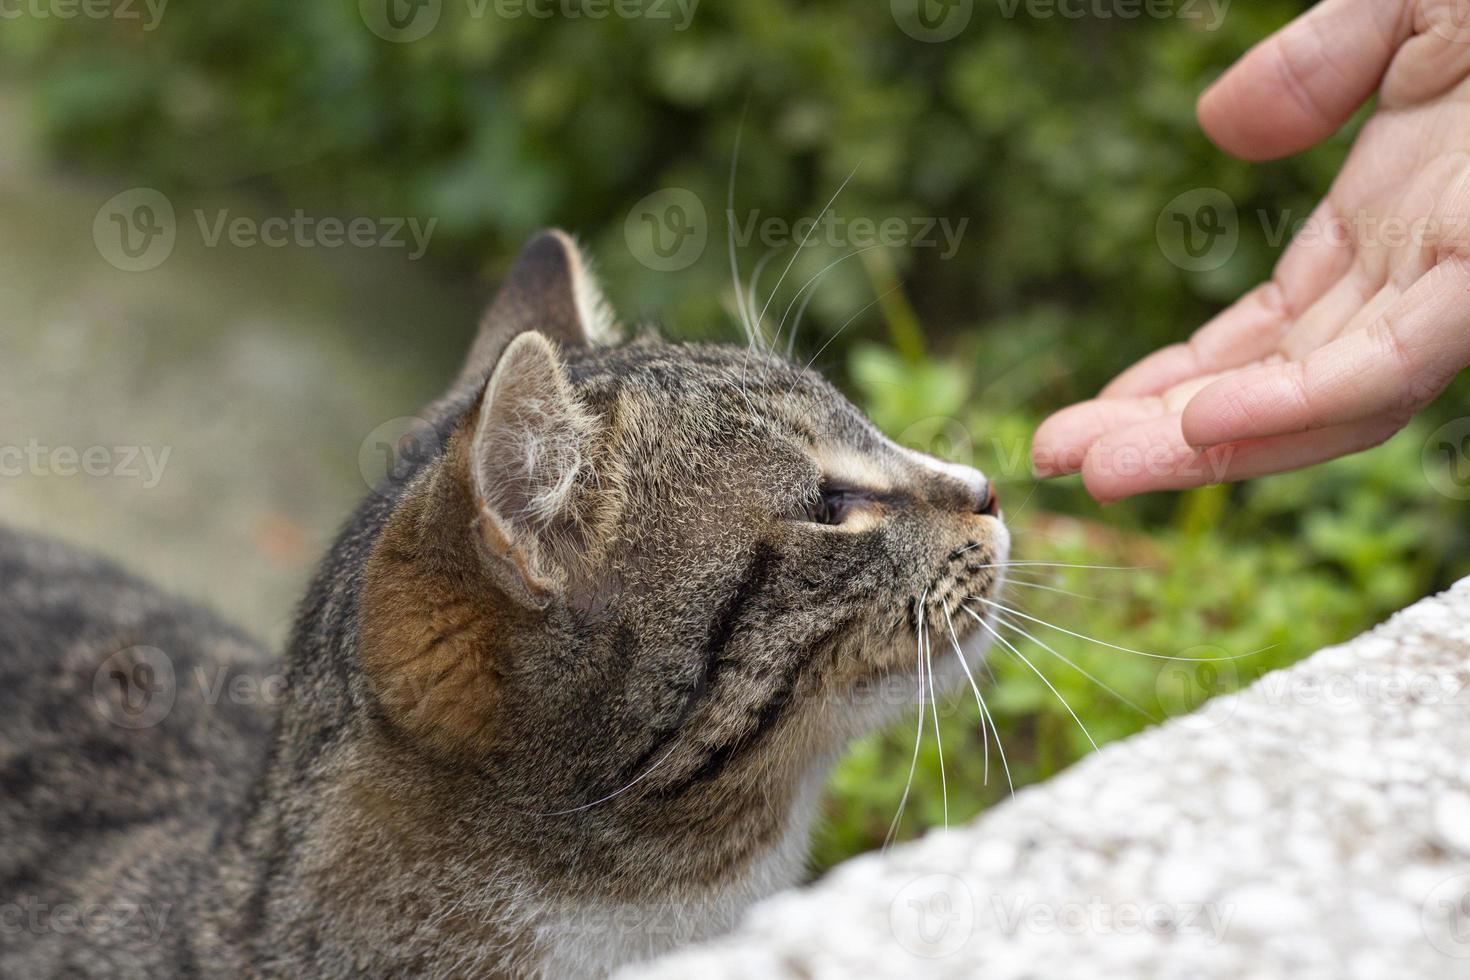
[454,229,618,394]
[468,330,597,609]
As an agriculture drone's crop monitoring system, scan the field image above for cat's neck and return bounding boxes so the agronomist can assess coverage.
[207,721,826,976]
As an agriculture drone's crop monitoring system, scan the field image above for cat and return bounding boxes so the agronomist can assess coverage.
[0,230,1009,978]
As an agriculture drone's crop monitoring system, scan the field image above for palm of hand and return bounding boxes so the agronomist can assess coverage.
[1033,8,1470,501]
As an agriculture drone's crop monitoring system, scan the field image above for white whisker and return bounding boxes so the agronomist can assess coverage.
[1001,480,1041,521]
[965,607,1099,753]
[990,609,1158,723]
[771,243,886,363]
[745,247,781,342]
[528,743,681,816]
[980,561,1152,572]
[726,111,768,418]
[941,602,998,790]
[967,595,1255,662]
[786,282,819,357]
[760,163,861,358]
[885,589,929,850]
[1004,579,1100,602]
[923,611,947,832]
[726,110,755,348]
[787,284,900,396]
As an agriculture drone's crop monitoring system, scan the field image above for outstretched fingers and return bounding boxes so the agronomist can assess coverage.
[1077,411,1408,503]
[1180,255,1470,447]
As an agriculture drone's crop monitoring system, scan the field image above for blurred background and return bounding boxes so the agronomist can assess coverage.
[2,0,1467,872]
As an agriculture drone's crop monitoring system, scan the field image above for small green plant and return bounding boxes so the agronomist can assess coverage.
[810,339,1466,873]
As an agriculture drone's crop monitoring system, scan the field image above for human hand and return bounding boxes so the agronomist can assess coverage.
[1032,0,1470,502]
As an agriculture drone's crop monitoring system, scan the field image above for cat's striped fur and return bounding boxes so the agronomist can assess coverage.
[0,231,1008,977]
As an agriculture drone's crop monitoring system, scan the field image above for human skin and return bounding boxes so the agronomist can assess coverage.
[1032,0,1470,502]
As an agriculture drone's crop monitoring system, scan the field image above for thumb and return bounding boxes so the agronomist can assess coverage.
[1198,0,1410,161]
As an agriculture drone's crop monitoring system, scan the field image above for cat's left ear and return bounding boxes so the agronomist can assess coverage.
[455,229,618,393]
[469,331,597,608]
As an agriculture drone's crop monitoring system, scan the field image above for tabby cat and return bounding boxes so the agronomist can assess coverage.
[0,231,1008,978]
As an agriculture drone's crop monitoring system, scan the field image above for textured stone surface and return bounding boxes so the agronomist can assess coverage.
[624,580,1470,980]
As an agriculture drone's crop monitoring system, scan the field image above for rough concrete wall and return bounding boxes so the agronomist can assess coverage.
[623,579,1470,980]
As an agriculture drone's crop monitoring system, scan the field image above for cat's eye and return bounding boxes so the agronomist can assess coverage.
[805,480,853,526]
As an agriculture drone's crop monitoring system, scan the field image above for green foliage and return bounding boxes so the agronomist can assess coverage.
[8,0,1468,873]
[813,342,1468,872]
[4,0,1333,365]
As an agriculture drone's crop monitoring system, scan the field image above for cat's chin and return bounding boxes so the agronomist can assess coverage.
[926,595,1001,697]
[956,598,1001,662]
[904,561,1008,715]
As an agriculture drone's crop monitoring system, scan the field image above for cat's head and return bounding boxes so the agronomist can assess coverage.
[356,230,1008,833]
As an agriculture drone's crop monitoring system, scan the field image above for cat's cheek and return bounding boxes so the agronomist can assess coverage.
[357,496,510,760]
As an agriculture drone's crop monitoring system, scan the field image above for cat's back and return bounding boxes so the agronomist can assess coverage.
[0,526,276,929]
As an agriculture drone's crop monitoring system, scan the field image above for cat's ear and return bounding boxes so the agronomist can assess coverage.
[469,330,595,608]
[456,229,617,392]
